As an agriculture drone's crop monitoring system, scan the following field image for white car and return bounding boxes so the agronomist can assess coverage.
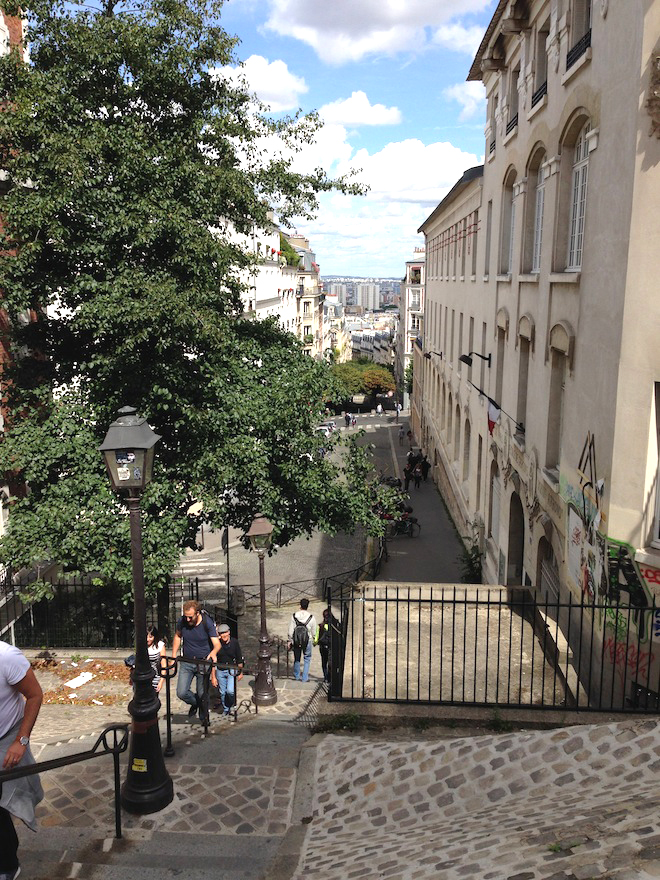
[316,425,332,438]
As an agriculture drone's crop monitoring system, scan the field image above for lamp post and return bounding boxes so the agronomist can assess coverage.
[99,406,174,814]
[246,513,277,706]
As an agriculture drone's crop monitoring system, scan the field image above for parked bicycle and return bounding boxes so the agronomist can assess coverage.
[385,517,421,538]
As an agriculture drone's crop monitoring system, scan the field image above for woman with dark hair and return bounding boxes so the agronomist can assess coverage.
[315,608,339,684]
[146,625,166,692]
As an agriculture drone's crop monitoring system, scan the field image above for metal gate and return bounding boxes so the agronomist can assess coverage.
[327,583,660,713]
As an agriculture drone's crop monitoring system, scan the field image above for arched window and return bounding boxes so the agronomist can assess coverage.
[500,168,517,275]
[489,461,501,540]
[567,123,591,269]
[462,419,471,483]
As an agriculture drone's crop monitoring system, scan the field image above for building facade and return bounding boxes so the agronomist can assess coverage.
[417,0,660,705]
[395,249,425,411]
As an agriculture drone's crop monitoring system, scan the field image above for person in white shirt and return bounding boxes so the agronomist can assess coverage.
[0,641,44,880]
[287,599,318,682]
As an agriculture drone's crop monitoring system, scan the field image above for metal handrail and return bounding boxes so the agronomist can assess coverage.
[0,723,129,838]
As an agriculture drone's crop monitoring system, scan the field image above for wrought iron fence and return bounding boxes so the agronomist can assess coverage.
[1,575,199,649]
[327,583,660,713]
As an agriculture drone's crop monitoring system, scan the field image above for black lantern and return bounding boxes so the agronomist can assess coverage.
[99,406,173,814]
[99,406,161,493]
[246,514,278,706]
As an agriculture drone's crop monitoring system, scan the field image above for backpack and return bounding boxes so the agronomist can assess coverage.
[292,614,312,650]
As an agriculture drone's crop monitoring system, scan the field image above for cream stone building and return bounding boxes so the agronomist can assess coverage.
[417,0,660,704]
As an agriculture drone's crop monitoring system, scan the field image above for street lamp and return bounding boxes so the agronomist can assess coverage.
[99,406,173,814]
[423,350,443,360]
[246,513,278,706]
[459,351,491,368]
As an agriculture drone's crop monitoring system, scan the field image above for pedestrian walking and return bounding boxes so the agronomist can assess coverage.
[315,608,339,683]
[351,415,357,427]
[421,455,431,482]
[406,429,413,449]
[413,464,422,489]
[344,412,351,428]
[395,402,401,423]
[403,463,413,491]
[288,598,318,682]
[398,425,405,445]
[171,600,220,723]
[146,624,166,692]
[376,403,383,415]
[1,641,44,880]
[210,624,243,717]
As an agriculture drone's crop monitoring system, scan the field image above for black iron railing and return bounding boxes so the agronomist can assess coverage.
[531,80,547,107]
[1,575,198,649]
[0,724,128,838]
[326,585,660,713]
[506,114,518,135]
[567,29,591,69]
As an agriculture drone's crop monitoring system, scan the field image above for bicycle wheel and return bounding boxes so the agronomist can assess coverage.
[409,522,421,538]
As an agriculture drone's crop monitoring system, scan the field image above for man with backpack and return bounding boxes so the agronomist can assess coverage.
[287,598,318,682]
[172,600,220,723]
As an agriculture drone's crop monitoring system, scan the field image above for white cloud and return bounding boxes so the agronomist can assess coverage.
[319,91,402,126]
[443,82,486,122]
[264,0,493,64]
[213,54,308,112]
[431,23,485,56]
[286,136,481,275]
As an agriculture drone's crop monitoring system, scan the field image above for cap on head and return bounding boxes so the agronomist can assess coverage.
[217,623,230,634]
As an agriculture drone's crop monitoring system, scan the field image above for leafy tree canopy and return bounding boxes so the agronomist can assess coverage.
[331,361,395,397]
[0,0,383,597]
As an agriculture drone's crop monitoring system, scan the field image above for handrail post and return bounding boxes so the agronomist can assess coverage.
[113,745,122,839]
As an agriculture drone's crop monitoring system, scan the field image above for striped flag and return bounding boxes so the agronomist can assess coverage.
[488,401,501,434]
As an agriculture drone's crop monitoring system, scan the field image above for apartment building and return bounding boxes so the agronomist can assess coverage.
[288,234,326,359]
[417,0,659,704]
[355,283,381,312]
[395,249,425,411]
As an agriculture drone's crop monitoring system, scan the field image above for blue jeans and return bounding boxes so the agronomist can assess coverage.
[293,643,313,681]
[176,660,205,708]
[217,669,237,714]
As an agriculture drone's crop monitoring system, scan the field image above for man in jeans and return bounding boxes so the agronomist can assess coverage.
[172,600,220,723]
[287,598,318,682]
[211,624,243,717]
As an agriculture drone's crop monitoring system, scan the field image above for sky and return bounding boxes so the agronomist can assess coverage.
[218,0,498,277]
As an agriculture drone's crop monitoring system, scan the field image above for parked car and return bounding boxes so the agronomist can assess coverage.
[320,420,337,432]
[316,425,332,438]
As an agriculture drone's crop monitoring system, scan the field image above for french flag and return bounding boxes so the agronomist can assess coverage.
[487,401,501,435]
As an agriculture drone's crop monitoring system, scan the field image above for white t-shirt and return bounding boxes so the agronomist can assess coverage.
[0,641,30,738]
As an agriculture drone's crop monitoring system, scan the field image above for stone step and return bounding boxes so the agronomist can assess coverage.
[19,828,280,880]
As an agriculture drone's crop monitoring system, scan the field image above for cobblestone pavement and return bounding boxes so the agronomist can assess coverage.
[296,716,660,880]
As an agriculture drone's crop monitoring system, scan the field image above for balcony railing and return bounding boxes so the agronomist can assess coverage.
[531,80,547,107]
[506,114,518,135]
[566,29,591,69]
[489,139,496,154]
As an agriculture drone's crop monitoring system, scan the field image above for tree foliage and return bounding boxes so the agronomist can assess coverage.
[331,361,395,398]
[0,0,377,596]
[404,360,414,395]
[279,234,301,268]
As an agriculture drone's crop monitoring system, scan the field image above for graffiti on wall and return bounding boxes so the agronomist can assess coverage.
[562,433,659,644]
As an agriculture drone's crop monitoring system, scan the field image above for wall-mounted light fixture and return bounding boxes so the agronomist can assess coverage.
[459,351,491,368]
[423,351,443,361]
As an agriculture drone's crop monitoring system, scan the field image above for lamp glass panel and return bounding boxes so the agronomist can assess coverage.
[104,448,147,490]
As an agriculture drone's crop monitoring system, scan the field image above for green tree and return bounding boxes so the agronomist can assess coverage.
[404,360,414,395]
[361,365,396,396]
[279,234,301,267]
[0,0,376,596]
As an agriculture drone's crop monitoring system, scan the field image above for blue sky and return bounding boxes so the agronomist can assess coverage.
[218,0,498,276]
